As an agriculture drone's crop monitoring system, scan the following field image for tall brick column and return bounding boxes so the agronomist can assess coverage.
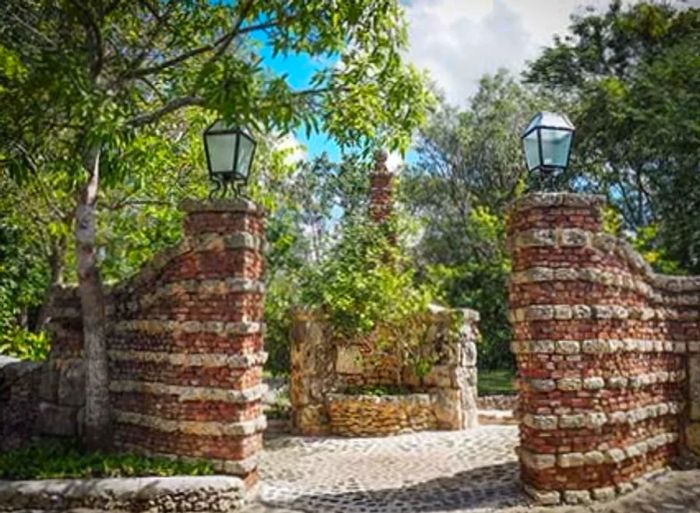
[369,149,393,224]
[109,199,266,487]
[508,193,695,505]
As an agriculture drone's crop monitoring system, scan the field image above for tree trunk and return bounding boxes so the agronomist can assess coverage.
[76,145,111,450]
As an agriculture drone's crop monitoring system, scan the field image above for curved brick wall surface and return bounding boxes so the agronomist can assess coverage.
[507,193,700,506]
[38,199,266,487]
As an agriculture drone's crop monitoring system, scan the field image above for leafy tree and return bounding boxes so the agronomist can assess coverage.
[403,72,545,369]
[263,152,375,374]
[0,0,430,448]
[525,0,700,271]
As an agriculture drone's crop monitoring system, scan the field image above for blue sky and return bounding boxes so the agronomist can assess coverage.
[257,0,699,166]
[257,42,342,161]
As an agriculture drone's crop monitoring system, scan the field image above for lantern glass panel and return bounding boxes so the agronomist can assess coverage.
[207,132,237,175]
[540,128,572,168]
[523,130,540,171]
[235,134,255,181]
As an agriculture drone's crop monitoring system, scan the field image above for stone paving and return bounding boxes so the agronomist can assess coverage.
[243,426,700,513]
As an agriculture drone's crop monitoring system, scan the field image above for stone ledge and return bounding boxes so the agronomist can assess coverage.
[512,339,696,355]
[510,266,700,305]
[510,304,698,322]
[326,392,432,405]
[113,411,267,437]
[191,232,265,252]
[112,320,263,335]
[181,198,263,214]
[519,431,678,471]
[108,350,268,368]
[135,279,265,311]
[510,226,700,295]
[0,475,245,513]
[513,192,606,212]
[109,381,267,403]
[522,370,686,392]
[521,401,684,430]
[522,464,670,505]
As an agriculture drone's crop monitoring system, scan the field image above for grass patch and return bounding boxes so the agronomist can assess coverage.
[478,369,515,396]
[0,440,214,480]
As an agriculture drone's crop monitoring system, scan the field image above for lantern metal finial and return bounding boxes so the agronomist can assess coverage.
[203,120,257,199]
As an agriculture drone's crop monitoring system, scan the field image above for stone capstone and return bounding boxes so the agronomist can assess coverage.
[0,475,245,513]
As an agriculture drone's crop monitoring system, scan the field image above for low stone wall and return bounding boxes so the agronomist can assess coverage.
[1,199,267,488]
[290,307,480,436]
[507,193,700,505]
[476,394,518,411]
[0,356,41,451]
[327,393,438,437]
[37,287,86,441]
[0,475,244,512]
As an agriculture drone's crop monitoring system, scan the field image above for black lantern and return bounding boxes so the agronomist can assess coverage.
[203,120,256,198]
[521,112,575,189]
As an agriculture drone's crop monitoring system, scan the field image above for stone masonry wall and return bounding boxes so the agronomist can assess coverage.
[0,356,42,451]
[9,199,266,487]
[326,393,438,437]
[108,199,266,485]
[507,193,700,505]
[289,307,480,436]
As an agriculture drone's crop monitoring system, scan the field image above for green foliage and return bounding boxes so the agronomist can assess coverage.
[477,369,515,396]
[631,224,684,275]
[423,208,512,370]
[301,219,434,339]
[526,0,700,273]
[261,153,377,375]
[0,327,49,361]
[299,214,444,378]
[402,73,539,370]
[343,384,413,396]
[0,440,213,480]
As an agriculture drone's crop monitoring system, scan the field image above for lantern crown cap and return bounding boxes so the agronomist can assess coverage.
[522,111,575,138]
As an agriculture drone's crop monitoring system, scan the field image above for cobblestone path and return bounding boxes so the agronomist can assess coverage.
[244,426,700,513]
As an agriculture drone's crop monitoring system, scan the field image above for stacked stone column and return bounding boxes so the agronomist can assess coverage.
[109,199,266,486]
[508,193,696,505]
[368,149,394,224]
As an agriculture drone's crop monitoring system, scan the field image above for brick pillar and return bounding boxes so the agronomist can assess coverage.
[110,199,266,487]
[507,193,690,505]
[369,149,393,224]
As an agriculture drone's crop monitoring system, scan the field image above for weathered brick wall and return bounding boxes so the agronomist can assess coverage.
[507,193,700,505]
[28,199,266,486]
[108,199,266,485]
[289,307,480,436]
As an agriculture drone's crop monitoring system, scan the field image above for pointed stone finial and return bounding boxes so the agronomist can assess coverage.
[373,148,390,175]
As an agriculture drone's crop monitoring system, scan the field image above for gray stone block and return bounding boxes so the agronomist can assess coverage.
[37,401,77,437]
[57,359,85,407]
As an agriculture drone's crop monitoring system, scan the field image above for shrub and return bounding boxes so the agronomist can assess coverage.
[0,327,50,361]
[299,217,457,379]
[0,440,213,480]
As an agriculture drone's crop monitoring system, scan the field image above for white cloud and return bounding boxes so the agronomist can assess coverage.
[403,0,697,105]
[386,151,404,173]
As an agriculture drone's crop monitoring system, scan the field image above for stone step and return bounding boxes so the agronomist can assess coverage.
[478,409,517,425]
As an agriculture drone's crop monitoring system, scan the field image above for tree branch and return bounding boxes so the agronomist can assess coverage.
[128,96,205,127]
[124,0,257,80]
